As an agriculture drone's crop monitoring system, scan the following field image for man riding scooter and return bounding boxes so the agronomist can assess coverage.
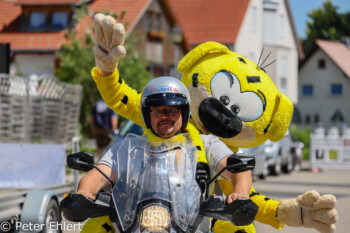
[77,76,253,232]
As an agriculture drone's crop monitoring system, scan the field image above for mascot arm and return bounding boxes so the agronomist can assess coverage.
[249,187,284,229]
[276,190,337,233]
[92,67,146,128]
[217,179,284,229]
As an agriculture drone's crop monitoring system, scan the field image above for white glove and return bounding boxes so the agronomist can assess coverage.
[93,13,126,72]
[276,190,338,233]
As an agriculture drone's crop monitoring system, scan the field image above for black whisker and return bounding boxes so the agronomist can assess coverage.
[261,59,277,69]
[260,51,271,68]
[257,47,265,69]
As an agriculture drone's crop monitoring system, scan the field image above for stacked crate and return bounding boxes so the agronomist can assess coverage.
[0,73,82,144]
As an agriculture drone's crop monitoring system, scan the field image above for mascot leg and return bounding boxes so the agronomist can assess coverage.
[80,216,114,233]
[212,220,256,233]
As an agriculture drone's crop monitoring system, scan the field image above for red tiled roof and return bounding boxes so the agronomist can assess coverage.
[0,0,149,51]
[316,39,350,78]
[0,0,22,32]
[0,32,66,51]
[15,0,81,5]
[167,0,250,46]
[88,0,149,33]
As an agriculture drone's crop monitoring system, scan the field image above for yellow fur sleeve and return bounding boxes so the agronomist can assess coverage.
[249,186,284,229]
[91,67,146,128]
[217,179,284,229]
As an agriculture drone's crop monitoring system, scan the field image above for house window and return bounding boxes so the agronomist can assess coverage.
[331,109,344,122]
[145,11,164,40]
[250,6,257,32]
[279,56,288,90]
[305,114,311,124]
[146,11,161,32]
[331,84,342,96]
[278,14,284,37]
[30,12,46,28]
[281,78,287,90]
[314,114,320,124]
[292,107,302,124]
[52,12,68,28]
[302,85,313,96]
[318,59,325,69]
[263,8,277,44]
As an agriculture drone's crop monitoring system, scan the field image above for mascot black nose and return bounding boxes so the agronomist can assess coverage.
[198,97,242,138]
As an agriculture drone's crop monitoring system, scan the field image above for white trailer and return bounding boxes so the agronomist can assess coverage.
[0,73,82,233]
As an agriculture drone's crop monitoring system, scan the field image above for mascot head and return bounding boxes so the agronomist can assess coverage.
[178,41,293,152]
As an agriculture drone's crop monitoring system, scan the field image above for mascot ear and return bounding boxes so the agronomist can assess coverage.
[267,92,294,142]
[178,41,230,73]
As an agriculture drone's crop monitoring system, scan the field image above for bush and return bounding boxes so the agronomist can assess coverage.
[290,126,312,160]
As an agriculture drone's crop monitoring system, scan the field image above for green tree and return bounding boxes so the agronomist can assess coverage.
[55,7,152,137]
[302,0,350,52]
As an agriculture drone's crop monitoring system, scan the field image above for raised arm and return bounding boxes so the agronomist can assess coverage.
[92,13,145,127]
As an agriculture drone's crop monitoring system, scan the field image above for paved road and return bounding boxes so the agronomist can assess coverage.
[62,162,350,233]
[253,163,350,233]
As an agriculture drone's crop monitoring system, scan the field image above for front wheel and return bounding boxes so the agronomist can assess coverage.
[41,199,62,233]
[269,155,281,176]
[282,155,293,174]
[258,161,269,180]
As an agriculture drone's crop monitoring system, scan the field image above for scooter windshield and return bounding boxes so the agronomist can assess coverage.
[111,133,202,232]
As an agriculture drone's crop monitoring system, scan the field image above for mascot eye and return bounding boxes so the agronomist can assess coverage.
[231,105,240,114]
[211,71,264,122]
[220,96,230,106]
[235,94,263,122]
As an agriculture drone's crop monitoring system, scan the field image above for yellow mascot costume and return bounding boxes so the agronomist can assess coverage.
[81,13,338,233]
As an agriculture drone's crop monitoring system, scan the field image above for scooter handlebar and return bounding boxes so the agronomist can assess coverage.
[60,193,113,222]
[200,195,258,226]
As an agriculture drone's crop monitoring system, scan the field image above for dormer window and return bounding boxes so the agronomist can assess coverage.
[318,59,326,69]
[146,11,161,32]
[145,11,164,40]
[52,12,68,28]
[21,3,72,32]
[30,12,46,28]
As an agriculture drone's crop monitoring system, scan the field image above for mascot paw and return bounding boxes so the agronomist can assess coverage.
[93,13,126,72]
[276,190,338,233]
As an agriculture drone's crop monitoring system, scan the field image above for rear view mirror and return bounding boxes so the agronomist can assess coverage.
[226,154,255,174]
[67,151,94,172]
[208,153,255,186]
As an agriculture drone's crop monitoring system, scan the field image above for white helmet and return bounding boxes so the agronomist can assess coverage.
[141,76,191,129]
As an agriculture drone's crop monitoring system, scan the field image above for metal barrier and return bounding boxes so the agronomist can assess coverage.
[310,127,350,169]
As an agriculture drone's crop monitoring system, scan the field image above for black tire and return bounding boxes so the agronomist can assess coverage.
[41,198,62,233]
[269,155,281,176]
[282,155,293,174]
[258,161,269,180]
[293,159,301,172]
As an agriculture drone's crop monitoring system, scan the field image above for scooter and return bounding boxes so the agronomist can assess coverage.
[61,134,258,233]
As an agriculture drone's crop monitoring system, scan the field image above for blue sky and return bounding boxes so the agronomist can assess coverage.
[289,0,350,39]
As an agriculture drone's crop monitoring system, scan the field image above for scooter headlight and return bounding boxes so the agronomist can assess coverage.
[141,204,170,232]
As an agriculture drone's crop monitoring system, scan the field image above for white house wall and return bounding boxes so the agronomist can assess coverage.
[261,0,299,104]
[298,49,350,128]
[276,47,298,103]
[11,53,56,77]
[235,0,262,62]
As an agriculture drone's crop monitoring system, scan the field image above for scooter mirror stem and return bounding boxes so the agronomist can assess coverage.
[207,166,228,186]
[76,160,115,188]
[207,154,255,186]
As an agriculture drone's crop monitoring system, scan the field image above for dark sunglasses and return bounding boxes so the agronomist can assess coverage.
[150,108,181,116]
